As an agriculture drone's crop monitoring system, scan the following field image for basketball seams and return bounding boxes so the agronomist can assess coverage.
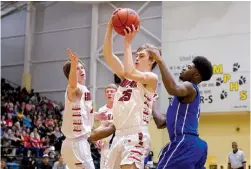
[116,10,128,32]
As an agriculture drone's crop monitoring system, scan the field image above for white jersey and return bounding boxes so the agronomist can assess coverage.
[112,79,155,130]
[95,105,113,143]
[61,84,94,139]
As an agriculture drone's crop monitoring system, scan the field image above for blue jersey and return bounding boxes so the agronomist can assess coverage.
[166,83,200,141]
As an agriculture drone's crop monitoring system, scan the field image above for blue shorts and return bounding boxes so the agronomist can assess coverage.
[157,135,208,169]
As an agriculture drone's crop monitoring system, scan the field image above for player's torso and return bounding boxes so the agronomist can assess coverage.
[112,79,154,130]
[98,105,113,122]
[97,105,114,143]
[166,84,200,141]
[62,84,94,139]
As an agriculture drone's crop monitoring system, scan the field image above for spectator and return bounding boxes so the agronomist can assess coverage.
[52,155,68,169]
[228,142,246,169]
[1,79,65,167]
[1,158,8,169]
[38,154,52,169]
[5,113,13,128]
[30,127,40,140]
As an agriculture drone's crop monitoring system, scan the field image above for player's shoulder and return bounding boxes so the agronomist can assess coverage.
[146,72,158,79]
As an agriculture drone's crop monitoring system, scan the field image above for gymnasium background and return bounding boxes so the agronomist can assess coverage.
[1,1,250,168]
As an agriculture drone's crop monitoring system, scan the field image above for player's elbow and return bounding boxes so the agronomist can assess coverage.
[124,71,132,78]
[156,120,166,129]
[157,125,166,129]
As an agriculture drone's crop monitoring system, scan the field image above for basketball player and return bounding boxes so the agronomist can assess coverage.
[61,48,95,169]
[102,14,159,169]
[94,84,117,169]
[150,49,213,169]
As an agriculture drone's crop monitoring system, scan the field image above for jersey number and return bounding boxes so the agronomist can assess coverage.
[118,89,132,101]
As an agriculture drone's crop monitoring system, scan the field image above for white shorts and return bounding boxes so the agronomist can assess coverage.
[61,136,95,169]
[100,142,110,169]
[104,126,150,169]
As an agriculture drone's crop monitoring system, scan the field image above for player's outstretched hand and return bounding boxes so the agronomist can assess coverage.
[124,24,139,44]
[148,47,161,62]
[108,8,122,29]
[95,112,109,121]
[67,48,78,63]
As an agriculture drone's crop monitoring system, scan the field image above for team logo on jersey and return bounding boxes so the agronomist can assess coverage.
[84,92,91,101]
[120,79,137,88]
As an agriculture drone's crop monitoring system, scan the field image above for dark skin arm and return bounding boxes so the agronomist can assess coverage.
[88,123,115,142]
[148,48,195,97]
[152,97,166,129]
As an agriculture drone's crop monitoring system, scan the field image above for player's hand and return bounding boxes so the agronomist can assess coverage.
[95,112,109,121]
[124,24,139,44]
[108,8,122,28]
[95,140,104,150]
[67,48,78,63]
[147,47,161,62]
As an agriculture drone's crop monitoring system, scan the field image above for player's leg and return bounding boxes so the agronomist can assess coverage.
[76,138,95,169]
[61,139,85,169]
[104,136,122,169]
[195,138,208,169]
[120,132,151,169]
[100,142,110,169]
[157,135,206,169]
[156,135,194,169]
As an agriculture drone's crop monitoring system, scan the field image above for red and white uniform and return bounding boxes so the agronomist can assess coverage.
[61,84,95,169]
[105,79,155,169]
[95,105,113,169]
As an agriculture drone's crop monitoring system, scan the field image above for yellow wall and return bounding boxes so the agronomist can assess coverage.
[149,112,250,168]
[199,113,250,168]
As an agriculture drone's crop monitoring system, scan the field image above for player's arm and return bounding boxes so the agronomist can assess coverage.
[149,48,195,97]
[66,48,82,102]
[241,152,247,169]
[88,122,115,142]
[123,25,158,88]
[152,96,166,129]
[103,13,125,79]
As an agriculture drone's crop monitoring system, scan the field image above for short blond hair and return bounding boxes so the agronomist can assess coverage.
[105,84,118,91]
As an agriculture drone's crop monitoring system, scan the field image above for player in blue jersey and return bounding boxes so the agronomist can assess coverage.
[149,48,213,169]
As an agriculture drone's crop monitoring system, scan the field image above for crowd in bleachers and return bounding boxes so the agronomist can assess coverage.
[1,78,101,169]
[0,78,68,168]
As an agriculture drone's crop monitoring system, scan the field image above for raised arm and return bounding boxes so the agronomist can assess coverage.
[149,49,195,97]
[103,12,125,79]
[67,48,78,89]
[66,49,82,102]
[123,25,158,91]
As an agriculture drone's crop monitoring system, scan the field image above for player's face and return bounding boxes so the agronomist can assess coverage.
[179,63,197,81]
[135,49,152,72]
[77,62,86,84]
[105,88,116,102]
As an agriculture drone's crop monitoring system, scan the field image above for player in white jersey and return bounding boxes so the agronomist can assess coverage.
[94,84,117,169]
[102,13,160,169]
[61,48,95,169]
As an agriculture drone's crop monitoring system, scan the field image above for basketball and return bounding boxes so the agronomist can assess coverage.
[112,8,140,36]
